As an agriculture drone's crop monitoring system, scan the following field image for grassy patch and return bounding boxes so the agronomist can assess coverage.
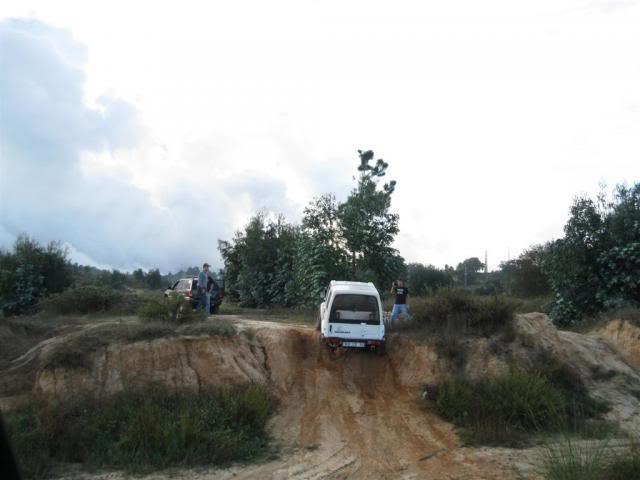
[43,319,237,370]
[605,437,640,480]
[5,384,273,478]
[510,296,553,314]
[540,435,640,480]
[424,356,609,447]
[137,294,199,324]
[540,437,611,480]
[37,286,143,316]
[218,303,316,325]
[177,319,237,337]
[408,290,516,337]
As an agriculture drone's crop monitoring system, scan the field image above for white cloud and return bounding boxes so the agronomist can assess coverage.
[1,1,639,272]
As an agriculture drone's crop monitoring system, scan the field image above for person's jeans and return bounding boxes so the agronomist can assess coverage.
[390,304,411,326]
[200,289,210,319]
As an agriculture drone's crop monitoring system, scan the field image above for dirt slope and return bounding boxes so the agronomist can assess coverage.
[234,327,517,480]
[593,319,640,369]
[6,313,640,479]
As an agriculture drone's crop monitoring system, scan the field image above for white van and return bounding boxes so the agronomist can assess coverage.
[318,281,385,353]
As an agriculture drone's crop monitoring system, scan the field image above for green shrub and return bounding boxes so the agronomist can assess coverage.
[540,437,611,480]
[0,235,73,316]
[5,384,273,478]
[544,184,640,327]
[605,436,640,480]
[177,320,237,337]
[512,295,553,314]
[137,295,199,324]
[428,371,566,446]
[409,289,516,337]
[136,297,171,322]
[426,359,608,447]
[37,286,143,315]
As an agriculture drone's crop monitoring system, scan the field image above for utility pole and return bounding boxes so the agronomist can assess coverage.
[485,250,488,275]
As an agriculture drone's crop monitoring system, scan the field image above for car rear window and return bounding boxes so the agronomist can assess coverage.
[330,294,380,325]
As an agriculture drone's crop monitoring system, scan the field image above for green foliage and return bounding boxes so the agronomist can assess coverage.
[541,433,640,480]
[5,384,272,478]
[427,359,608,447]
[0,235,72,315]
[407,263,453,295]
[37,286,142,315]
[500,244,552,297]
[219,214,299,307]
[540,437,611,480]
[145,268,163,289]
[455,257,485,286]
[545,183,640,326]
[218,149,405,307]
[409,289,516,336]
[137,295,199,324]
[604,436,640,480]
[337,150,402,286]
[430,371,566,446]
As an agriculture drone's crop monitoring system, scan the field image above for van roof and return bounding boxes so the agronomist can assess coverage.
[329,281,378,294]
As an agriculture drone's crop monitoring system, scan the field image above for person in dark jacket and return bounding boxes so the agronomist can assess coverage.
[197,263,214,320]
[389,279,411,328]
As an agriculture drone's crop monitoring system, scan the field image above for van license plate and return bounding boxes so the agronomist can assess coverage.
[343,341,365,348]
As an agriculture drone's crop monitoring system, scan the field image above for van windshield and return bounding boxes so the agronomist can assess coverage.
[330,294,380,325]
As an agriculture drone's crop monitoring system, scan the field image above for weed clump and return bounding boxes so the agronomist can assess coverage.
[409,290,516,337]
[540,435,640,480]
[37,286,142,315]
[137,295,199,324]
[425,356,610,447]
[5,384,273,478]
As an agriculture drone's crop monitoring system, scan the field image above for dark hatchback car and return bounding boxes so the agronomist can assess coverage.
[164,277,224,314]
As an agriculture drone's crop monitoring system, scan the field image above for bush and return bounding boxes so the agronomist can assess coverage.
[409,289,516,337]
[540,437,611,480]
[544,184,640,327]
[37,286,143,315]
[428,371,566,446]
[605,436,640,480]
[5,384,273,478]
[0,235,73,316]
[137,295,199,324]
[426,358,609,447]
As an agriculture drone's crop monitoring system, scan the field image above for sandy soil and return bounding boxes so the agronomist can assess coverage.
[15,313,640,479]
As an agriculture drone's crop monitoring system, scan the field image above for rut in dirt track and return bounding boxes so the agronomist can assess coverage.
[238,327,513,480]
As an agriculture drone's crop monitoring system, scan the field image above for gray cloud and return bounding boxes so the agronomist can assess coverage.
[0,18,295,272]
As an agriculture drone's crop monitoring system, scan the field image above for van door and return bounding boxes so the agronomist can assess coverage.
[328,294,382,340]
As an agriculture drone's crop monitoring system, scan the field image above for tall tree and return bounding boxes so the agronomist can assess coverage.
[545,183,640,325]
[337,150,402,285]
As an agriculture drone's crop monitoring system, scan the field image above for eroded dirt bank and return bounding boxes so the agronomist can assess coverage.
[4,313,640,479]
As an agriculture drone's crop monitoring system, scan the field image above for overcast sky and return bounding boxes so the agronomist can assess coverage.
[0,1,638,273]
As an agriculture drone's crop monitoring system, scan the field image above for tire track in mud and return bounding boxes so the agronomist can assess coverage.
[235,325,515,480]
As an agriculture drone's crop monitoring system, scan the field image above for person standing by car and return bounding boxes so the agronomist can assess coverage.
[389,279,411,328]
[198,263,213,320]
